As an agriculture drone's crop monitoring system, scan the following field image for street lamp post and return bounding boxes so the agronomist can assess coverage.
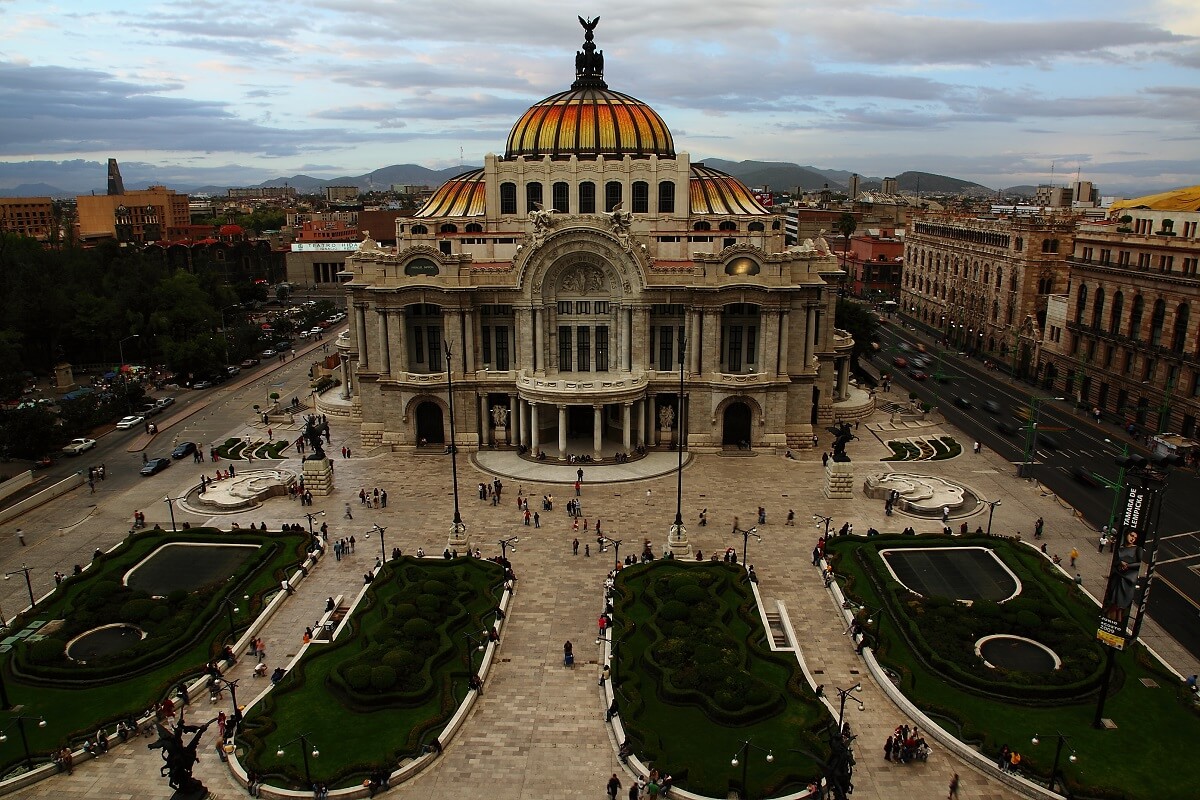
[0,715,48,769]
[371,524,388,564]
[498,536,518,561]
[3,565,35,609]
[859,606,886,650]
[444,343,467,548]
[304,510,325,541]
[667,336,690,557]
[813,515,833,538]
[208,676,241,736]
[221,596,239,639]
[1031,733,1076,792]
[734,525,761,566]
[1019,397,1065,479]
[730,739,774,800]
[462,631,487,675]
[163,494,187,533]
[985,499,1002,537]
[600,536,622,569]
[275,733,320,787]
[833,683,864,733]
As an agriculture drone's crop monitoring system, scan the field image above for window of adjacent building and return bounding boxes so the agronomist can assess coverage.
[657,325,674,371]
[631,181,649,213]
[411,224,428,235]
[658,181,675,213]
[1150,299,1166,346]
[719,221,738,232]
[1069,334,1080,355]
[1075,284,1087,324]
[595,326,610,371]
[481,326,491,365]
[1183,220,1198,238]
[1129,295,1144,339]
[1104,345,1115,367]
[745,326,757,365]
[1143,358,1156,382]
[494,327,510,370]
[1192,370,1200,397]
[466,223,484,233]
[1091,287,1105,329]
[500,183,517,215]
[526,182,543,212]
[1160,255,1174,273]
[1082,247,1093,262]
[1110,291,1124,334]
[438,241,451,255]
[559,301,574,316]
[1087,339,1097,361]
[723,237,736,248]
[1042,239,1059,253]
[605,181,622,212]
[413,326,424,364]
[1015,237,1023,251]
[552,182,569,213]
[1123,350,1133,374]
[1100,249,1111,265]
[1137,253,1151,270]
[1184,257,1199,276]
[575,301,591,315]
[748,221,764,232]
[1172,303,1190,353]
[579,182,596,214]
[558,327,572,371]
[1117,250,1130,266]
[727,325,744,372]
[440,223,457,234]
[594,301,609,314]
[693,221,711,231]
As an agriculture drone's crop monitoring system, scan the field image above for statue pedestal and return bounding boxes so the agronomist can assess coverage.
[302,457,334,496]
[494,425,507,446]
[660,426,674,447]
[667,522,692,559]
[823,459,855,500]
[447,521,470,552]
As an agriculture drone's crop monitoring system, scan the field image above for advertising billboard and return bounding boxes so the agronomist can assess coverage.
[1096,485,1156,649]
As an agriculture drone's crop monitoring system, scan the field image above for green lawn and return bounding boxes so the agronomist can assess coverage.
[612,562,828,798]
[826,535,1200,799]
[0,528,308,777]
[237,556,504,788]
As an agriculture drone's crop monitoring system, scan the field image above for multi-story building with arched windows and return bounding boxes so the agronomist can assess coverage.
[337,22,854,456]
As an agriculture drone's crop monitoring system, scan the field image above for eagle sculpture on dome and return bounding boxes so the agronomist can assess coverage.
[574,16,605,84]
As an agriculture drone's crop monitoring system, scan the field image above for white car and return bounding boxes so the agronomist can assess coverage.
[116,415,145,430]
[62,437,97,455]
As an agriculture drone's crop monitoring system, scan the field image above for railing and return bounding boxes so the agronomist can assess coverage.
[516,370,648,394]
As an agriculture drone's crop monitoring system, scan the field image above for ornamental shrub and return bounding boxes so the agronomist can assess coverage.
[675,584,706,605]
[147,605,170,623]
[29,638,64,664]
[346,664,372,691]
[393,603,419,620]
[1015,610,1041,630]
[659,600,689,621]
[370,665,397,692]
[120,598,156,622]
[422,580,449,595]
[415,594,441,613]
[402,618,435,639]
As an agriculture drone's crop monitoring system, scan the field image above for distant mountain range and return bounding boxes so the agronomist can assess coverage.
[0,159,1026,199]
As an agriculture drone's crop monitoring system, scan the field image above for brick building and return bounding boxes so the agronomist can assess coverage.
[0,197,55,240]
[76,186,191,244]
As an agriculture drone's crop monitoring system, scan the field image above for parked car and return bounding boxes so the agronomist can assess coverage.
[909,370,928,381]
[192,380,212,390]
[156,396,175,409]
[982,399,1003,415]
[140,457,172,476]
[261,349,277,358]
[954,396,973,409]
[225,365,241,376]
[241,357,261,367]
[996,421,1020,437]
[893,356,909,368]
[140,403,161,418]
[116,415,145,429]
[62,437,97,455]
[171,441,198,460]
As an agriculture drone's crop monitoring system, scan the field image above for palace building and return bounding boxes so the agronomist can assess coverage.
[338,20,855,456]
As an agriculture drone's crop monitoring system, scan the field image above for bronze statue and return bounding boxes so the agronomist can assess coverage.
[147,710,214,794]
[303,414,328,461]
[574,16,605,84]
[831,422,856,461]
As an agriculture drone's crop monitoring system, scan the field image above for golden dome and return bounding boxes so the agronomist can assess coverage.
[414,169,485,218]
[505,87,675,159]
[690,166,771,215]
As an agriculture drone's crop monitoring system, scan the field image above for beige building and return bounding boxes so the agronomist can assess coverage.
[0,197,55,240]
[1037,187,1200,438]
[76,186,191,243]
[337,22,854,455]
[900,211,1075,376]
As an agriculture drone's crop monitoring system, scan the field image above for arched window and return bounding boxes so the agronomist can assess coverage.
[525,182,543,212]
[631,181,649,213]
[1010,274,1018,291]
[983,266,990,285]
[1091,287,1105,329]
[657,181,675,213]
[1129,295,1144,339]
[693,221,711,231]
[604,181,622,212]
[411,224,428,235]
[578,181,596,214]
[1042,239,1060,253]
[499,183,517,215]
[995,267,1002,289]
[992,300,1000,321]
[552,181,570,213]
[1109,291,1123,334]
[719,221,738,231]
[748,222,764,232]
[1075,284,1088,324]
[1171,303,1189,353]
[465,223,483,233]
[1149,298,1166,346]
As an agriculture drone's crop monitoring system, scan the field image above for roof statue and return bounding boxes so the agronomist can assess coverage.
[573,16,606,88]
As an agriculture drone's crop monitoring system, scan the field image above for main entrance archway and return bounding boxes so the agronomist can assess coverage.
[722,402,752,446]
[415,401,445,444]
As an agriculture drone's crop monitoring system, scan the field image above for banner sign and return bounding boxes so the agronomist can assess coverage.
[1096,485,1156,649]
[291,242,361,252]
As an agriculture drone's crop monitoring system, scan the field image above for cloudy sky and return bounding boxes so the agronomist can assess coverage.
[2,0,1199,195]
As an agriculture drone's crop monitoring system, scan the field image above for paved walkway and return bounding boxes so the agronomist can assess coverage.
[8,397,1196,799]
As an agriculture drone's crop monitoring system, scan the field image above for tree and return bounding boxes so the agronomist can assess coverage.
[835,299,878,363]
[835,212,857,242]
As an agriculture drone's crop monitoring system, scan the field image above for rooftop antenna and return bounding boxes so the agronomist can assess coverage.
[460,147,464,168]
[1050,161,1056,186]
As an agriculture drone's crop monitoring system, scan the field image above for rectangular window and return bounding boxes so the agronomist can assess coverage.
[552,182,569,213]
[526,182,543,212]
[558,301,572,315]
[1117,250,1130,265]
[413,326,424,364]
[1143,358,1156,382]
[426,326,441,370]
[678,325,686,364]
[1184,221,1198,238]
[579,182,596,214]
[596,326,609,371]
[631,181,649,213]
[746,326,757,365]
[1123,350,1134,374]
[658,326,673,371]
[1160,255,1174,272]
[727,326,743,372]
[1192,371,1200,397]
[1104,345,1114,368]
[594,301,609,314]
[1082,247,1093,262]
[499,183,517,215]
[1137,253,1151,269]
[481,327,492,365]
[1100,249,1111,265]
[575,301,591,315]
[577,326,591,371]
[605,181,622,212]
[658,181,675,213]
[559,326,572,371]
[494,327,509,370]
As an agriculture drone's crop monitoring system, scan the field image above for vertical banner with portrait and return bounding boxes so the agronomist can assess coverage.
[1096,485,1156,649]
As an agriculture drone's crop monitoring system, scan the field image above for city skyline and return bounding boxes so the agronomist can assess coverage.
[1,0,1199,195]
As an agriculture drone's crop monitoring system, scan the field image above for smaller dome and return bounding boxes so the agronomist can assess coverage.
[690,166,771,215]
[415,169,486,218]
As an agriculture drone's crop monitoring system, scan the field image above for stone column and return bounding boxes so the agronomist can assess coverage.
[516,307,534,372]
[557,404,568,460]
[702,308,721,375]
[593,404,603,457]
[631,306,649,371]
[805,304,818,369]
[479,394,489,446]
[689,309,703,374]
[376,308,391,375]
[534,307,546,374]
[517,398,527,447]
[340,356,351,399]
[777,310,790,376]
[530,403,540,454]
[760,309,779,376]
[356,304,369,370]
[619,306,632,371]
[649,393,659,445]
[393,308,408,375]
[463,309,476,373]
[508,394,517,445]
[837,358,850,399]
[622,402,632,450]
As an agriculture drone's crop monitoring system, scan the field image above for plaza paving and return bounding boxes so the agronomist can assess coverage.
[5,392,1196,800]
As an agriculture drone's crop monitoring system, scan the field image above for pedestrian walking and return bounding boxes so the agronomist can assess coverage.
[1069,547,1079,568]
[948,773,960,800]
[534,512,540,528]
[973,441,981,454]
[1035,517,1044,539]
[344,503,353,519]
[941,505,949,524]
[572,538,579,555]
[607,773,622,800]
[786,509,795,526]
